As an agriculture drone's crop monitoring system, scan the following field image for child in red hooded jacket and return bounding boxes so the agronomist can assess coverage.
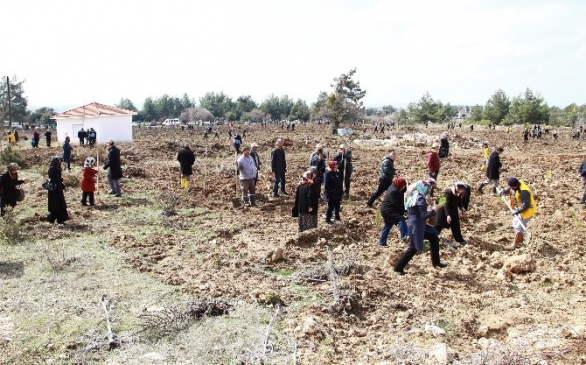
[81,157,98,206]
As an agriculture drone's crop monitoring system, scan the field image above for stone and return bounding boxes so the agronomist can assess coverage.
[425,323,446,337]
[272,247,285,262]
[428,343,451,363]
[497,254,536,281]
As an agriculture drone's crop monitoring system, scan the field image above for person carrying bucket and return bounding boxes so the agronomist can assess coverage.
[498,177,537,250]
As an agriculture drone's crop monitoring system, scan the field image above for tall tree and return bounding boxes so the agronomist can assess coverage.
[325,68,366,134]
[27,107,55,126]
[407,92,442,124]
[141,97,157,122]
[507,88,549,125]
[260,94,282,121]
[0,75,28,127]
[310,91,329,121]
[116,98,137,111]
[289,99,310,121]
[483,89,510,124]
[199,91,235,119]
[180,93,195,111]
[467,105,483,122]
[235,95,257,121]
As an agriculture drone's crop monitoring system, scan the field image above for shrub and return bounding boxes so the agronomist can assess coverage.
[0,146,25,168]
[0,207,23,244]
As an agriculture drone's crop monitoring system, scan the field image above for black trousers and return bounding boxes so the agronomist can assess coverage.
[435,210,465,243]
[81,192,95,205]
[367,178,391,205]
[394,231,441,272]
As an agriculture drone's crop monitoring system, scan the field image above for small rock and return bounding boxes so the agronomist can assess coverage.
[428,343,451,364]
[272,247,285,262]
[425,323,446,337]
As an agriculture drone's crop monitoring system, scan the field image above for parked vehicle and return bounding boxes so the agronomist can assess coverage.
[162,118,180,126]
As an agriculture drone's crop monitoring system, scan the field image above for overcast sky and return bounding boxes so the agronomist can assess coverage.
[3,0,585,112]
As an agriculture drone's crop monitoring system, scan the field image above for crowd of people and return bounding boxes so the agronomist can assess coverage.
[1,123,585,276]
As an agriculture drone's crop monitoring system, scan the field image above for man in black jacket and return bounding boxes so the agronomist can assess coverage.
[367,150,397,207]
[177,142,195,190]
[478,147,503,194]
[271,139,287,197]
[333,144,353,197]
[103,139,123,197]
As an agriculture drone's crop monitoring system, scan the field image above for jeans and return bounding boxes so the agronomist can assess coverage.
[273,171,286,196]
[63,155,71,171]
[379,217,408,246]
[108,177,121,196]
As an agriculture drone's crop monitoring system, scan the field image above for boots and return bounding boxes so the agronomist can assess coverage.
[249,194,257,207]
[491,186,497,195]
[394,248,417,275]
[180,176,185,188]
[243,195,250,206]
[477,182,488,194]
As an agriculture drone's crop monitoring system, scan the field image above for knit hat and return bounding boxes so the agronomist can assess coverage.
[507,177,520,187]
[328,160,337,170]
[392,177,407,191]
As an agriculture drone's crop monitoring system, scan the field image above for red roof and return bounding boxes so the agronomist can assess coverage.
[53,102,136,118]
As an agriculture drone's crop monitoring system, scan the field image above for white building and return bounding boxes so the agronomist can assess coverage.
[52,102,136,145]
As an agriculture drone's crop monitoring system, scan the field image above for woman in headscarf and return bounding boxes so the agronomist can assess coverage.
[394,179,446,275]
[0,163,25,215]
[47,156,69,224]
[378,177,408,247]
[323,160,343,224]
[293,170,320,232]
[435,181,471,247]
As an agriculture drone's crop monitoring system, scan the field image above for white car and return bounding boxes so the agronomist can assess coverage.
[162,118,180,126]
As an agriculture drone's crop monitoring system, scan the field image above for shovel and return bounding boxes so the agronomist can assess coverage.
[500,195,532,243]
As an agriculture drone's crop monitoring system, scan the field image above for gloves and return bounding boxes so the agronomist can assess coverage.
[497,189,504,196]
[512,209,521,216]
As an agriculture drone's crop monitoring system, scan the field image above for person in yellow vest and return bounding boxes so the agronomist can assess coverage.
[7,131,16,146]
[499,177,537,250]
[480,141,490,170]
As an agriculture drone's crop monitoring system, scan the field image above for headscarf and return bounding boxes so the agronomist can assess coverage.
[392,177,407,191]
[405,180,430,209]
[7,163,19,179]
[84,157,96,168]
[299,170,314,185]
[50,156,62,169]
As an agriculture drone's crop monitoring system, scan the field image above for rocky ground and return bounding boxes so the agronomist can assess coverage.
[1,123,586,364]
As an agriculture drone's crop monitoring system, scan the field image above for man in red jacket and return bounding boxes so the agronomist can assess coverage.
[427,143,441,196]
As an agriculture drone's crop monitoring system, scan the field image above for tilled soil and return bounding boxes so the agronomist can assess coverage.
[16,124,586,364]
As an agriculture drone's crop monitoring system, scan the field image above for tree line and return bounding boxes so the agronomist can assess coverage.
[1,71,584,134]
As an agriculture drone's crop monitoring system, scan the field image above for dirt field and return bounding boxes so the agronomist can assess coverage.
[1,123,586,364]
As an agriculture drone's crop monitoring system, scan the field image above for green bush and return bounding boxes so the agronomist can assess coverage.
[0,146,25,168]
[0,207,23,244]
